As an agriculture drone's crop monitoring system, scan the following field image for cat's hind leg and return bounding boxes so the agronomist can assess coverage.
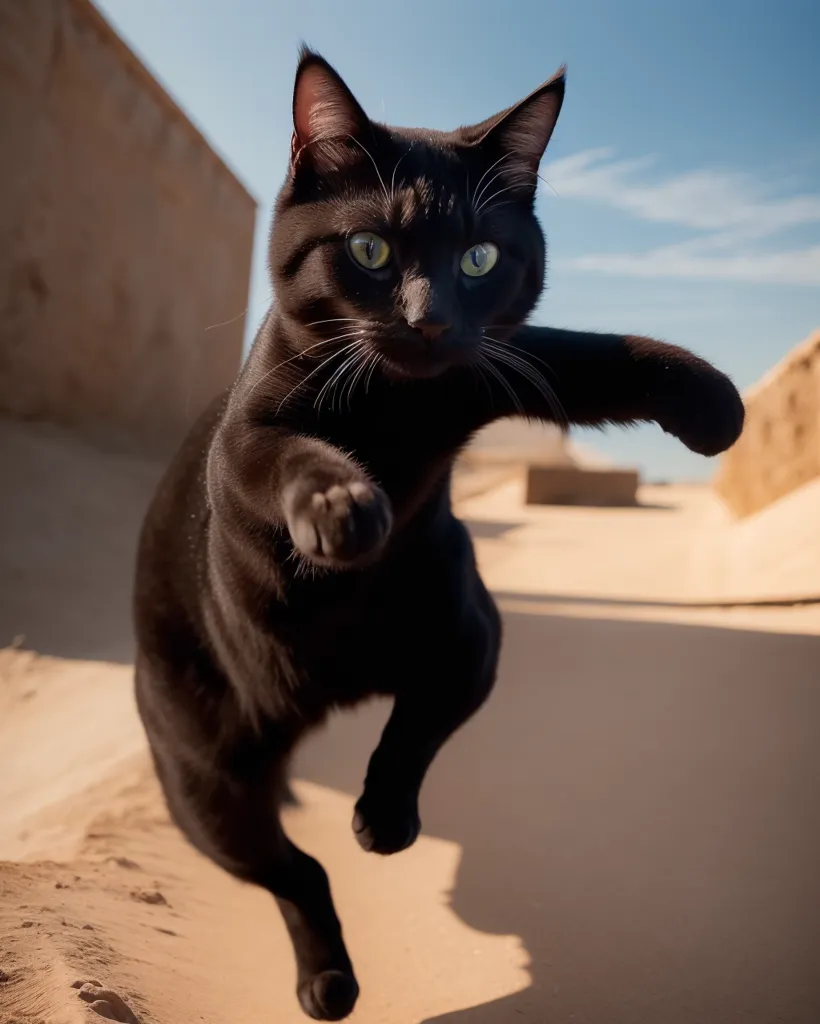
[354,579,501,856]
[136,669,358,1020]
[156,748,357,1019]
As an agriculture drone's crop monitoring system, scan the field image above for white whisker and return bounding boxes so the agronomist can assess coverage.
[476,353,526,417]
[348,136,390,205]
[345,351,376,410]
[471,153,510,210]
[314,344,366,417]
[486,334,559,379]
[471,358,496,410]
[516,167,561,196]
[204,307,248,332]
[472,163,512,210]
[275,337,363,414]
[389,147,411,203]
[247,335,342,403]
[329,347,368,414]
[364,354,383,394]
[481,336,568,426]
[489,166,560,198]
[302,317,372,329]
[474,166,559,219]
[475,181,530,216]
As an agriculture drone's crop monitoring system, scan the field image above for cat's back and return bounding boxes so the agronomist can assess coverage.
[133,391,228,651]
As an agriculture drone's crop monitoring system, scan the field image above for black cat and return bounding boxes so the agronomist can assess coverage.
[133,48,744,1021]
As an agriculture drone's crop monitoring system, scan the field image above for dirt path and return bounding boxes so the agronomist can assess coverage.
[1,423,819,1023]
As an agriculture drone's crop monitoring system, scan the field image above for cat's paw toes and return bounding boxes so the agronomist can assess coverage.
[285,478,392,570]
[352,798,421,856]
[298,970,359,1021]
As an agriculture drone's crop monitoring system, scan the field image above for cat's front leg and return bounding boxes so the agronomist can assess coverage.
[490,326,744,457]
[213,425,393,571]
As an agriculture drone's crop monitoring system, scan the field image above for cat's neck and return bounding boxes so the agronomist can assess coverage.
[236,312,487,465]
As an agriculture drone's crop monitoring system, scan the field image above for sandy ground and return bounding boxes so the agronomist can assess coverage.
[1,419,820,1024]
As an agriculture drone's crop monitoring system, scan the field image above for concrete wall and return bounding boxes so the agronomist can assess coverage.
[0,0,256,451]
[715,330,820,518]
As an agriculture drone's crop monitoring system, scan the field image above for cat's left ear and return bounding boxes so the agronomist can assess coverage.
[469,66,566,192]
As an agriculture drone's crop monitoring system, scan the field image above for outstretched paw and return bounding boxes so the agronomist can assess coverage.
[285,477,393,570]
[656,358,745,457]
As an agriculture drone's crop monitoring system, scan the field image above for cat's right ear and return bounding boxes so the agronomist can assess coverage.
[291,47,371,174]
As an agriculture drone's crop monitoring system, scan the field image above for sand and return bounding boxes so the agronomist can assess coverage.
[2,419,819,1024]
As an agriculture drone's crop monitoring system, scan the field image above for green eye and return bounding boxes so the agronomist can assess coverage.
[461,242,499,278]
[349,231,391,270]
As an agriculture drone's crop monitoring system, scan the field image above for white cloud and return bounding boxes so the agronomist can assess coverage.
[542,148,820,285]
[572,244,820,286]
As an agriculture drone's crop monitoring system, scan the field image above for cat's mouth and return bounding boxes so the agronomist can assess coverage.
[378,350,455,381]
[369,331,479,381]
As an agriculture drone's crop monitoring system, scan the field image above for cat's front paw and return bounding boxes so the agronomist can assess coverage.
[284,477,393,569]
[655,357,745,457]
[352,794,421,856]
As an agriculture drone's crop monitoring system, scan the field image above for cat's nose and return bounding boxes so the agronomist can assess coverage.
[410,319,450,341]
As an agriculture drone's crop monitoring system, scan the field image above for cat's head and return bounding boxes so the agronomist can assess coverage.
[269,48,565,381]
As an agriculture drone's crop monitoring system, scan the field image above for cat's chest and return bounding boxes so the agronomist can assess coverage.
[331,434,458,521]
[321,394,470,501]
[275,516,481,700]
[270,579,411,702]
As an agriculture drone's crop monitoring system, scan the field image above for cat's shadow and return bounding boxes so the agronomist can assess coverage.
[294,604,820,1024]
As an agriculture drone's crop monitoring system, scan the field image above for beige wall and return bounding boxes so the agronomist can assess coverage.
[715,330,820,518]
[0,0,256,451]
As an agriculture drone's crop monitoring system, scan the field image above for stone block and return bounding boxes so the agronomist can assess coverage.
[526,465,639,506]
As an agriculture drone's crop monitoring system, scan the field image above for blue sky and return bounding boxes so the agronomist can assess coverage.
[96,0,819,480]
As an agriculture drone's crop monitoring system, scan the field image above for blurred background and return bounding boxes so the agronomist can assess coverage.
[0,3,818,1023]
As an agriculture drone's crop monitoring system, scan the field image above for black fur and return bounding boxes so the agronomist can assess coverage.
[134,49,744,1020]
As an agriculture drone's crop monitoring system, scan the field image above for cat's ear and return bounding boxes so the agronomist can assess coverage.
[291,47,371,174]
[468,66,566,194]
